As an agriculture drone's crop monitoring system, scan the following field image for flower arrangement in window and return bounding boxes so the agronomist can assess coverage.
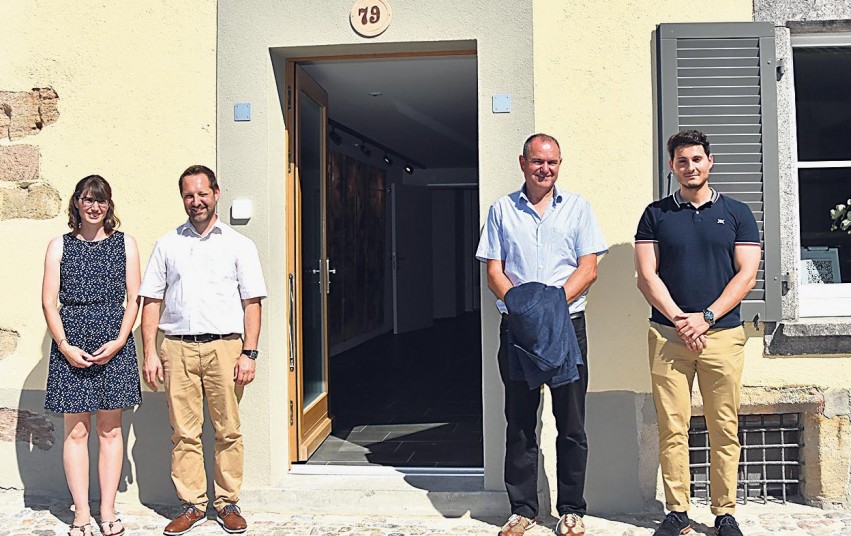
[831,198,851,234]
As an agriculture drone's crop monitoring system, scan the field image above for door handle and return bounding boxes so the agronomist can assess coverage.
[287,273,296,372]
[310,260,322,288]
[326,258,336,294]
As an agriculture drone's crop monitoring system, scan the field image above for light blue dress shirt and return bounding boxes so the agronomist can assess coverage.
[476,184,608,315]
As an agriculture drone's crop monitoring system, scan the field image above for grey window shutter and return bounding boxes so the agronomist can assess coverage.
[656,22,781,323]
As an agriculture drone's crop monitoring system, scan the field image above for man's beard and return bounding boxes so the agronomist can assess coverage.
[190,207,215,223]
[681,177,707,189]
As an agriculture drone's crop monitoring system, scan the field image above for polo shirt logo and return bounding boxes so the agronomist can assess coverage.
[717,219,725,225]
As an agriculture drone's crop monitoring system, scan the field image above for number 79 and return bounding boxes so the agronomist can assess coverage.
[358,5,381,24]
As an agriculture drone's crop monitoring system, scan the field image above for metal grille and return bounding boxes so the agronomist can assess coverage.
[689,413,801,504]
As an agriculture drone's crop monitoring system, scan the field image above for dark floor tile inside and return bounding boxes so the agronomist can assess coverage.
[305,312,483,467]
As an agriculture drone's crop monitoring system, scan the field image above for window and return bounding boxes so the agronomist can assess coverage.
[792,33,851,317]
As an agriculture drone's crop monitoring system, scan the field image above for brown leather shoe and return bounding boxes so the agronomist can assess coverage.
[163,505,206,536]
[216,504,247,534]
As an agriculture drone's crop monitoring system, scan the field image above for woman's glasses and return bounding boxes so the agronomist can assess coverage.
[78,196,108,208]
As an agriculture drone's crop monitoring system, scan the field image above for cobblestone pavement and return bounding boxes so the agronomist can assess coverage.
[2,493,850,535]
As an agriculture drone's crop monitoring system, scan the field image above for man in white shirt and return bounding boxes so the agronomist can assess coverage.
[140,165,266,536]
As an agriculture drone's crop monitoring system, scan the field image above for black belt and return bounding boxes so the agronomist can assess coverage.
[175,333,234,343]
[502,311,584,319]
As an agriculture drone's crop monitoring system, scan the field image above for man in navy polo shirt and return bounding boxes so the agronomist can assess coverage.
[634,130,761,536]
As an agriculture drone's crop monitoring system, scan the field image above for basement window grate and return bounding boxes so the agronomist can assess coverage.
[689,413,801,504]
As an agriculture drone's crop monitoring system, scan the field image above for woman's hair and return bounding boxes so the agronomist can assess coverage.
[67,175,121,233]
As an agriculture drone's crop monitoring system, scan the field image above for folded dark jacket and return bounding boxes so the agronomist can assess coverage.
[504,282,582,389]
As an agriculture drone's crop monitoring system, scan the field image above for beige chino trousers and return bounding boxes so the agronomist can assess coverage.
[161,335,244,511]
[648,322,745,516]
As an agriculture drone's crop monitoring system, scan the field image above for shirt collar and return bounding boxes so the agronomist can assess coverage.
[673,187,718,208]
[178,218,224,238]
[519,184,563,206]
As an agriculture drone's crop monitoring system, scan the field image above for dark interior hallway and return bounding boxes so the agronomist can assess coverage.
[305,312,483,467]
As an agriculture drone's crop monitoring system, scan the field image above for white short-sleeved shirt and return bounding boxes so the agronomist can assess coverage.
[476,185,608,315]
[139,219,267,336]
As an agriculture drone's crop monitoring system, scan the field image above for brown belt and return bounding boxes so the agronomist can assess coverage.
[173,333,235,343]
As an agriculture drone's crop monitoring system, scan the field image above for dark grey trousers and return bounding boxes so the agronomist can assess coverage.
[497,313,589,519]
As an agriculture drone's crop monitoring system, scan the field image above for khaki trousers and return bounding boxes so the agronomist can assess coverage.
[648,322,745,516]
[161,335,244,511]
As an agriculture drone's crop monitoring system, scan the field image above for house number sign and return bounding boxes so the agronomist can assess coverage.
[350,0,392,38]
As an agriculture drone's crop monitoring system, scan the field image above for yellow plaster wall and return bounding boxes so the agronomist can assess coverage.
[0,0,216,493]
[533,0,851,397]
[533,0,754,393]
[743,329,851,389]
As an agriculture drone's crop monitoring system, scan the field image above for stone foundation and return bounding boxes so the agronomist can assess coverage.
[0,329,19,360]
[690,386,851,508]
[0,407,55,451]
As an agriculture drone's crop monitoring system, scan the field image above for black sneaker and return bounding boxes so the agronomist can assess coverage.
[653,511,692,536]
[715,514,743,536]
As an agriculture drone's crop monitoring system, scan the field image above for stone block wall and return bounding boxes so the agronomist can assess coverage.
[0,329,19,360]
[0,88,61,221]
[0,88,60,140]
[0,407,54,452]
[690,386,851,508]
[0,87,63,451]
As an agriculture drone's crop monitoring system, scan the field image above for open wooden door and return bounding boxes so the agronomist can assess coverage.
[288,64,333,461]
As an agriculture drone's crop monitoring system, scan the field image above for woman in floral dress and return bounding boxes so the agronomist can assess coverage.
[42,175,141,536]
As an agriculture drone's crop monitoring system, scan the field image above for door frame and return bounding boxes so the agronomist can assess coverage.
[284,49,477,465]
[286,61,334,462]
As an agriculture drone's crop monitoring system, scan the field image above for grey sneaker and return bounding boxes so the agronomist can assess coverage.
[715,515,743,536]
[555,513,585,535]
[499,514,537,535]
[653,511,692,536]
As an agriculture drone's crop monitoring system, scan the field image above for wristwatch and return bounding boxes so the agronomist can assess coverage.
[703,309,716,327]
[241,349,259,360]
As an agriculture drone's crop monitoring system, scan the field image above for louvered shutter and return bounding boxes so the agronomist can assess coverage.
[656,22,781,323]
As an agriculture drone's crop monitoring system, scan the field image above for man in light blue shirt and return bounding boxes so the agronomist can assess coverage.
[477,134,607,536]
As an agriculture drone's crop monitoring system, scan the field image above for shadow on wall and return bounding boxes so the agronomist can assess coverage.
[585,242,652,393]
[131,388,219,516]
[14,327,213,517]
[16,331,68,520]
[584,241,660,513]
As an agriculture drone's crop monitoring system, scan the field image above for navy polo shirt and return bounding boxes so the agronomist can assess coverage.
[635,188,760,329]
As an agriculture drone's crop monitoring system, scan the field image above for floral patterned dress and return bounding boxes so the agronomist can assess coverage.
[44,231,141,413]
